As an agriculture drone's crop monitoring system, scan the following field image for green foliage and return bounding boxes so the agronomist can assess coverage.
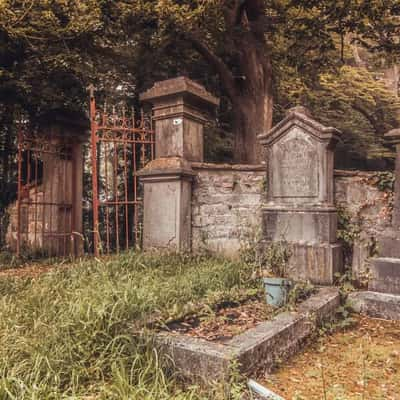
[286,281,317,308]
[263,241,292,278]
[0,251,257,398]
[337,207,361,249]
[374,171,395,192]
[337,206,362,267]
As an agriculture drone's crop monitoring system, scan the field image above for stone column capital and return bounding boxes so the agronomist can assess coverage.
[140,77,219,162]
[140,76,219,114]
[385,128,400,146]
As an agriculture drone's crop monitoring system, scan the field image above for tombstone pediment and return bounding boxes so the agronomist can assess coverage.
[258,107,341,148]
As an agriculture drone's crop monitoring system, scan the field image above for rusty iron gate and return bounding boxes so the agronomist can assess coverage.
[16,127,75,257]
[89,88,155,256]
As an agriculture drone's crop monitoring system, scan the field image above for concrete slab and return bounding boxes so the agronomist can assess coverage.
[349,290,400,321]
[369,257,400,294]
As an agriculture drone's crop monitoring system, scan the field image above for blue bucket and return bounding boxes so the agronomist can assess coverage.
[263,277,292,307]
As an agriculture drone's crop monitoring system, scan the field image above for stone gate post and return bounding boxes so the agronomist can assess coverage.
[138,77,219,251]
[42,118,87,257]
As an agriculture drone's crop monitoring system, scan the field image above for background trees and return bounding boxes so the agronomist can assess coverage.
[0,1,399,239]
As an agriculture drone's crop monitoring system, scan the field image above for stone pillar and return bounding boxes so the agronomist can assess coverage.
[369,128,400,294]
[140,76,219,162]
[138,77,219,251]
[138,158,196,251]
[42,121,86,257]
[385,129,400,227]
[258,106,343,284]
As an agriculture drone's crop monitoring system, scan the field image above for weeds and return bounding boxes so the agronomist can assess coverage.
[0,251,256,399]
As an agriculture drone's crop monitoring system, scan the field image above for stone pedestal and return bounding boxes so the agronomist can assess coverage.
[140,76,219,162]
[138,157,196,251]
[370,129,400,294]
[139,77,219,251]
[258,107,343,284]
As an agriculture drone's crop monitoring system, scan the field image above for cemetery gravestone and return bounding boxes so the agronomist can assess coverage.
[258,106,343,284]
[369,128,400,294]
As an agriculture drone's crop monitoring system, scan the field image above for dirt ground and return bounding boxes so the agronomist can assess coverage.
[263,315,400,400]
[166,299,276,342]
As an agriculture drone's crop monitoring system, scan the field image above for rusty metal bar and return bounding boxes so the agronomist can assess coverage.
[89,85,100,257]
[104,141,111,253]
[16,129,23,257]
[113,139,120,253]
[90,91,155,255]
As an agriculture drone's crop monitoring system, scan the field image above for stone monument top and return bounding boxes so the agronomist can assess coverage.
[140,76,220,111]
[259,106,341,148]
[258,106,342,207]
[384,128,400,145]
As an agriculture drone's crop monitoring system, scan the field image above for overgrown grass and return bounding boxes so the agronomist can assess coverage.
[0,251,258,399]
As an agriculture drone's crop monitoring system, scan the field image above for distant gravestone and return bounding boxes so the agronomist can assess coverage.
[369,128,400,295]
[258,106,343,284]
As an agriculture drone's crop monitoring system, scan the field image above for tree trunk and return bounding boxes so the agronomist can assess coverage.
[232,91,272,163]
[186,0,274,164]
[231,34,273,164]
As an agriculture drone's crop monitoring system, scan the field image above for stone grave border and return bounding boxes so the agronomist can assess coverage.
[154,287,340,385]
[349,291,400,321]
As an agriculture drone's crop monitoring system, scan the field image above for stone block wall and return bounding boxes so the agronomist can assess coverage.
[191,163,266,256]
[334,170,392,280]
[191,165,392,274]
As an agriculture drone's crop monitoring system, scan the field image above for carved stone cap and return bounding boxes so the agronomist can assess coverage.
[137,157,196,179]
[258,105,342,147]
[285,105,312,118]
[385,128,400,145]
[140,76,220,108]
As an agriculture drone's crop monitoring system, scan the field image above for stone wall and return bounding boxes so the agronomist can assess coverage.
[334,170,392,280]
[191,163,266,256]
[191,165,392,272]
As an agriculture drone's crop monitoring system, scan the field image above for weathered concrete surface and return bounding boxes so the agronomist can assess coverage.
[349,291,400,320]
[262,207,338,243]
[369,257,400,294]
[230,287,340,374]
[138,157,196,251]
[285,243,343,285]
[335,170,392,281]
[155,287,340,384]
[191,163,266,257]
[156,333,234,385]
[191,166,389,267]
[140,77,219,162]
[258,107,343,283]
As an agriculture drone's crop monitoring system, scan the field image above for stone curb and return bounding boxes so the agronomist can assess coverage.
[348,291,400,321]
[156,287,340,385]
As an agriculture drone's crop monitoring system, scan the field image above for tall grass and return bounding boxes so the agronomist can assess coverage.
[0,252,257,399]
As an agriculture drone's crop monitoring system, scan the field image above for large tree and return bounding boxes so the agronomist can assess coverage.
[110,0,399,163]
[1,0,400,165]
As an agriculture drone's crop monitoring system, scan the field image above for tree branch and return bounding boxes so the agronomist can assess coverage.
[184,31,237,99]
[223,0,246,28]
[352,102,383,135]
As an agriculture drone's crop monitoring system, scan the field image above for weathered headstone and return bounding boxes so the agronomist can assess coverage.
[258,106,343,284]
[138,77,219,251]
[370,129,400,294]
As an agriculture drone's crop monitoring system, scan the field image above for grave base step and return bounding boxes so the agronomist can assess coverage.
[369,257,400,295]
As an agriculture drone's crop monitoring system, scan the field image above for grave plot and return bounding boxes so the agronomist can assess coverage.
[163,298,277,342]
[160,283,318,343]
[263,315,400,400]
[155,287,340,385]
